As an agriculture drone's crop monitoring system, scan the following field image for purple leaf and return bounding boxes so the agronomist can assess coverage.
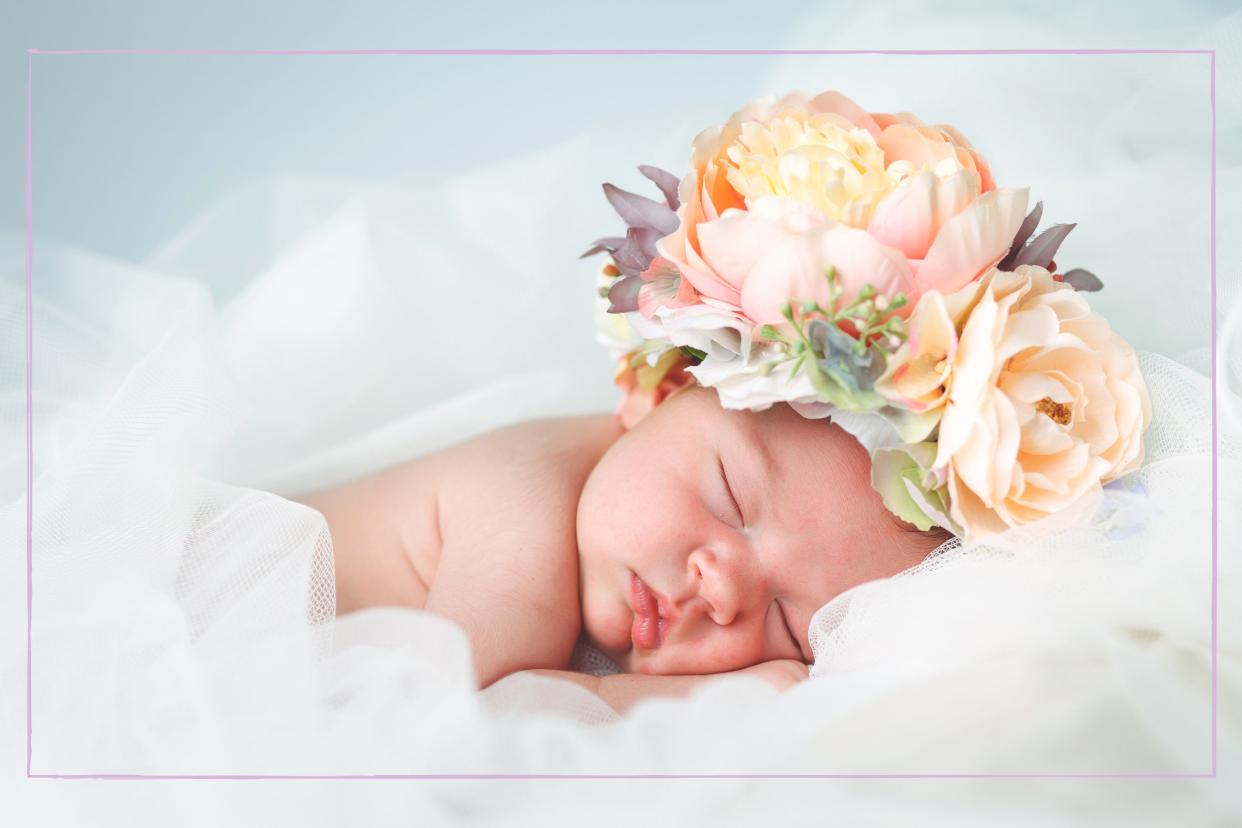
[638,164,682,211]
[602,182,680,236]
[1061,268,1103,292]
[580,227,661,275]
[608,226,663,276]
[611,240,649,276]
[627,225,662,261]
[1011,222,1077,269]
[607,274,643,313]
[998,201,1043,270]
[579,236,626,259]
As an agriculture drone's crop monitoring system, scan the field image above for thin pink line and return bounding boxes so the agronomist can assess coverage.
[1209,49,1218,778]
[27,48,1213,56]
[26,773,1218,781]
[25,49,34,780]
[26,43,1222,784]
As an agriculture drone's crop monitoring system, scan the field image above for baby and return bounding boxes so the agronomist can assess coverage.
[295,384,949,712]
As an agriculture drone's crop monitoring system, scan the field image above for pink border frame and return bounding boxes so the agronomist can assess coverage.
[23,47,1218,781]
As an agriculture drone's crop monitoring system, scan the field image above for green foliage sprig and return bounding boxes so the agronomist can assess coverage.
[755,266,910,410]
[759,266,908,356]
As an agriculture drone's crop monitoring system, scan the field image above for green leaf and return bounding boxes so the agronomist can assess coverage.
[870,443,948,532]
[680,345,707,362]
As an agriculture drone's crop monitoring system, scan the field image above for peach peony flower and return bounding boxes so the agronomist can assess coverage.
[695,195,918,325]
[872,111,996,193]
[656,89,1027,323]
[873,288,962,442]
[896,265,1151,541]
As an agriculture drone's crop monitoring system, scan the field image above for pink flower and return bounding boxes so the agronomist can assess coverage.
[654,89,1028,325]
[696,196,918,325]
[872,111,996,193]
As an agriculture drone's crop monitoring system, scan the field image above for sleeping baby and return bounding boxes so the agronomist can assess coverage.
[295,384,949,713]
[297,86,1150,714]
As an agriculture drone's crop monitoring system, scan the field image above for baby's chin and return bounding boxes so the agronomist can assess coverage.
[620,646,712,676]
[608,646,654,675]
[579,602,633,667]
[580,586,730,676]
[581,607,742,675]
[582,619,667,675]
[628,653,684,675]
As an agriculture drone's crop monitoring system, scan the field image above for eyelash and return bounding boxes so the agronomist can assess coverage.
[717,456,744,526]
[775,599,801,658]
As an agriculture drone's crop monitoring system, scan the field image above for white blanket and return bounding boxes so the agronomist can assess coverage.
[3,2,1240,823]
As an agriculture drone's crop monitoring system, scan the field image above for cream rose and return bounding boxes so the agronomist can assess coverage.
[880,265,1151,541]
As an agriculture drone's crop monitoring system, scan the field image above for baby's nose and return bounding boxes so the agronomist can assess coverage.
[686,547,747,626]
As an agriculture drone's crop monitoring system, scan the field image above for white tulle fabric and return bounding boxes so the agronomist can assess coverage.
[2,171,1235,782]
[0,44,1238,825]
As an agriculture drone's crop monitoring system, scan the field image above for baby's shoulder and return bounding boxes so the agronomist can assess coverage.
[424,415,621,684]
[439,415,620,513]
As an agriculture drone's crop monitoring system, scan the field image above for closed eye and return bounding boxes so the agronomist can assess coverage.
[775,599,805,661]
[717,455,744,526]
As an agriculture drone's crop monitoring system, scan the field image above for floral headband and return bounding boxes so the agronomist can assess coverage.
[582,89,1152,544]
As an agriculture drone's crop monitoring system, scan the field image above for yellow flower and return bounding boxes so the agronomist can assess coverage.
[723,111,894,227]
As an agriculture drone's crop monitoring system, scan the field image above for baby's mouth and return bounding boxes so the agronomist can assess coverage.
[630,573,669,651]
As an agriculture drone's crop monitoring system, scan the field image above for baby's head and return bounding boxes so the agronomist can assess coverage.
[576,385,950,675]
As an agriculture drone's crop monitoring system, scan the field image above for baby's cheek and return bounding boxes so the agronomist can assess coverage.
[580,579,630,657]
[656,629,770,675]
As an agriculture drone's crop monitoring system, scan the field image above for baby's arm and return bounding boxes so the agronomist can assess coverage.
[522,660,809,714]
[423,415,623,687]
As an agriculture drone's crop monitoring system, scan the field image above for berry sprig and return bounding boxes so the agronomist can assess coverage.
[758,266,908,357]
[753,266,909,410]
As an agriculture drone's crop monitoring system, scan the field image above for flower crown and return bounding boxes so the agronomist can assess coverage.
[582,90,1152,543]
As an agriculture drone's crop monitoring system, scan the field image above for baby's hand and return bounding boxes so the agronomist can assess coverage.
[735,659,810,692]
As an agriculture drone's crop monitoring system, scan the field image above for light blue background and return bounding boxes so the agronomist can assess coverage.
[4,0,1235,266]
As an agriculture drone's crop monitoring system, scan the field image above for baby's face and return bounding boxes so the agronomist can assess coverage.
[576,386,940,675]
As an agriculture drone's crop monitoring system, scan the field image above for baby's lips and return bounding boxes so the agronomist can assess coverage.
[630,573,662,650]
[631,573,684,650]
